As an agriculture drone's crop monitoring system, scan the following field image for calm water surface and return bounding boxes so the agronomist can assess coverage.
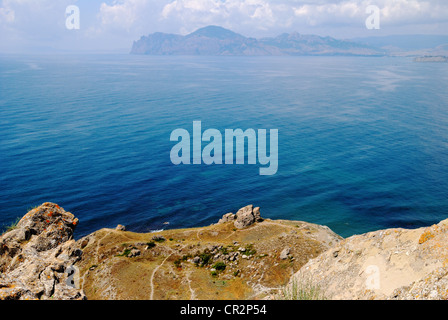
[1,54,447,238]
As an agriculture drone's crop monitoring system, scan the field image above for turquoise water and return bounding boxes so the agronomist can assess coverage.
[1,54,448,238]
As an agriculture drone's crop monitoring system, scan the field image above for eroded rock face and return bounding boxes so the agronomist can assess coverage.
[218,213,236,224]
[233,205,263,229]
[292,218,448,300]
[0,203,86,300]
[217,205,263,228]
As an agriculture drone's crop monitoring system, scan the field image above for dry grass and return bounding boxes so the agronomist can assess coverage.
[277,277,327,300]
[76,219,338,300]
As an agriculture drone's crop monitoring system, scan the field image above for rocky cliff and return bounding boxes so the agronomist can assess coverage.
[0,203,85,299]
[1,203,448,300]
[0,203,340,300]
[292,218,448,299]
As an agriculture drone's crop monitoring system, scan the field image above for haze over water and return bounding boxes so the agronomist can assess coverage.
[1,54,448,238]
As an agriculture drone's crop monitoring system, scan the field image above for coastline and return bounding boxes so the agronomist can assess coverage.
[1,202,448,300]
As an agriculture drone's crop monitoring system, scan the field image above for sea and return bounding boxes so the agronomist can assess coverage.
[1,54,447,239]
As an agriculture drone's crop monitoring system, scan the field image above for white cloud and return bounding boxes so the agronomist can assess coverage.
[98,0,147,31]
[0,0,75,32]
[292,0,448,27]
[1,0,447,52]
[0,0,15,24]
[0,7,14,23]
[155,0,448,36]
[159,0,288,34]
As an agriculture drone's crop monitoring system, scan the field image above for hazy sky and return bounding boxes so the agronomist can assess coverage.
[1,0,448,53]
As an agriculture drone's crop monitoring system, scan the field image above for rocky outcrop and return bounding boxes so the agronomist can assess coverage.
[218,212,236,224]
[291,218,448,300]
[4,202,448,300]
[218,205,263,229]
[234,205,263,229]
[75,205,341,300]
[0,203,86,300]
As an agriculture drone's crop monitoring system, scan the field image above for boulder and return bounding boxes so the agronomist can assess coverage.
[218,213,236,224]
[280,248,290,260]
[234,205,263,229]
[115,225,126,231]
[128,248,141,258]
[0,203,86,300]
[217,205,263,228]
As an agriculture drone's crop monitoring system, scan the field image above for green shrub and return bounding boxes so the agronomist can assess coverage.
[212,262,226,272]
[116,248,132,257]
[198,252,213,267]
[146,241,156,249]
[181,254,192,261]
[244,244,256,256]
[174,259,182,269]
[152,236,166,243]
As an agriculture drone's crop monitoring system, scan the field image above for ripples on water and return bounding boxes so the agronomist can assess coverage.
[1,55,447,238]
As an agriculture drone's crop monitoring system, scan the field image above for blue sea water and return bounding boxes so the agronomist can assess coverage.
[1,54,448,239]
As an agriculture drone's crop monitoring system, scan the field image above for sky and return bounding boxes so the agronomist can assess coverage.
[1,0,448,53]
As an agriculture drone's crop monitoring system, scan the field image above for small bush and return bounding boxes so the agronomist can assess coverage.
[212,262,226,272]
[174,259,182,269]
[181,254,192,261]
[152,236,166,243]
[198,252,213,267]
[116,249,132,257]
[244,244,256,256]
[146,241,156,249]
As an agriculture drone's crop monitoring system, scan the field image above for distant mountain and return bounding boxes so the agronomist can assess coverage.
[353,35,448,51]
[131,25,383,56]
[131,26,277,56]
[188,25,244,40]
[352,35,448,56]
[413,55,448,62]
[260,32,384,56]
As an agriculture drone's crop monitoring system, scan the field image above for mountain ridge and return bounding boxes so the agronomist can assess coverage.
[131,25,384,56]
